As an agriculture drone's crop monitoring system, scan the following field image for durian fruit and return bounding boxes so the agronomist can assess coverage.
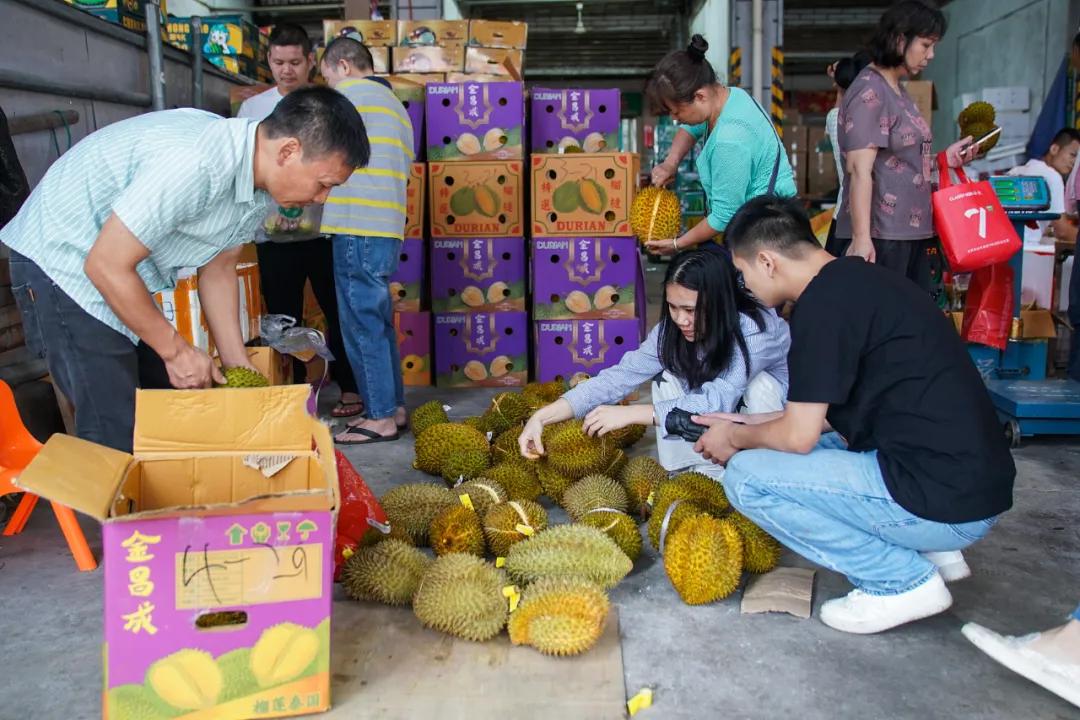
[483,499,548,557]
[561,474,629,521]
[729,512,781,574]
[456,478,508,518]
[491,424,527,466]
[381,483,457,545]
[521,380,565,410]
[482,392,531,435]
[505,524,633,590]
[429,505,486,557]
[536,461,574,503]
[619,456,667,521]
[485,462,542,502]
[663,515,744,605]
[462,415,488,433]
[597,447,628,478]
[440,449,492,486]
[414,422,490,475]
[146,649,223,710]
[249,622,321,688]
[106,684,180,720]
[221,367,270,388]
[630,185,682,244]
[957,101,999,155]
[359,522,415,547]
[541,419,611,479]
[412,553,509,641]
[648,496,707,552]
[508,577,610,656]
[669,471,730,515]
[411,401,449,438]
[580,510,642,562]
[608,424,647,449]
[215,648,260,703]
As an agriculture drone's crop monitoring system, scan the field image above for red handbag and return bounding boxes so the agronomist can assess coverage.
[932,152,1020,272]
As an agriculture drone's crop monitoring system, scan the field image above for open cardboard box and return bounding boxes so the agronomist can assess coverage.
[17,385,338,719]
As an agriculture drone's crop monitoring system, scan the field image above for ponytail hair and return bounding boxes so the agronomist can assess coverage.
[645,34,718,113]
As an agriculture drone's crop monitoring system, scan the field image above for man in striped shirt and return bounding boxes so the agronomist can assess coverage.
[0,87,369,452]
[320,37,413,444]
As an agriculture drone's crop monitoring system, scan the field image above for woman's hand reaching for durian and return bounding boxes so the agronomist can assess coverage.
[519,398,575,460]
[583,404,654,438]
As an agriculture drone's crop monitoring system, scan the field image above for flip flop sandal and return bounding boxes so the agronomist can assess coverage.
[331,401,364,419]
[335,426,401,445]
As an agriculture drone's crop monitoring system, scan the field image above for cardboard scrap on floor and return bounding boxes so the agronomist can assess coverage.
[326,600,627,719]
[741,567,816,618]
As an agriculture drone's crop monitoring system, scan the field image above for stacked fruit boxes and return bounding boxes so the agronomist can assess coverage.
[529,88,646,383]
[427,80,528,388]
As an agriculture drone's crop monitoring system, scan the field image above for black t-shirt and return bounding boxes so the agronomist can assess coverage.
[787,257,1014,523]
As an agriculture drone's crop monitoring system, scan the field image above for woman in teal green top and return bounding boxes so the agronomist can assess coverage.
[646,35,797,256]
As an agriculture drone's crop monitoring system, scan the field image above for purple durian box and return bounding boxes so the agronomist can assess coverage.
[390,238,426,312]
[392,84,426,159]
[532,236,640,320]
[534,318,641,383]
[430,237,526,312]
[426,81,524,161]
[530,87,621,154]
[434,311,527,387]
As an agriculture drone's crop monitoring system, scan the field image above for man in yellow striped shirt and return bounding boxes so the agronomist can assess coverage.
[320,37,414,444]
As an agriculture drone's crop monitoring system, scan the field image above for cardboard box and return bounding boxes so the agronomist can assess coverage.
[66,0,166,34]
[446,73,509,83]
[207,54,258,79]
[392,46,465,74]
[383,73,447,87]
[17,385,337,720]
[429,160,525,238]
[426,81,525,161]
[533,319,641,382]
[430,237,526,312]
[468,20,528,49]
[807,126,829,153]
[396,311,432,386]
[405,162,426,238]
[323,19,397,46]
[393,86,425,159]
[368,46,390,74]
[531,237,639,320]
[197,15,259,58]
[246,346,291,386]
[788,151,808,196]
[155,264,261,354]
[805,150,839,197]
[399,20,469,47]
[903,80,935,123]
[434,312,527,387]
[530,153,640,237]
[1020,309,1056,339]
[783,124,809,156]
[464,47,523,79]
[531,88,621,154]
[390,238,425,313]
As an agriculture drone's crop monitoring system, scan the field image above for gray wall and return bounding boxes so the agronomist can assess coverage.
[1,0,252,187]
[923,0,1075,150]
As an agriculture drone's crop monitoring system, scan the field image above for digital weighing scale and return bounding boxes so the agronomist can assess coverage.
[972,175,1080,445]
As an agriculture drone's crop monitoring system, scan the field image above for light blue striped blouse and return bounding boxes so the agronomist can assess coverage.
[0,109,270,342]
[561,308,791,433]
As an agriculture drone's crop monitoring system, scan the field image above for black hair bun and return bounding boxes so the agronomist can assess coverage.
[687,34,709,61]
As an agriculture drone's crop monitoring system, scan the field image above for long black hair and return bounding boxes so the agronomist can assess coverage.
[867,0,947,68]
[645,34,718,113]
[657,249,766,391]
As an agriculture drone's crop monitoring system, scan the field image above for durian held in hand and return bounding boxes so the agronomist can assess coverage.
[517,395,652,473]
[219,366,270,388]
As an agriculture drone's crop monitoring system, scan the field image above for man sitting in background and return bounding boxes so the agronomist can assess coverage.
[319,37,413,444]
[238,23,363,419]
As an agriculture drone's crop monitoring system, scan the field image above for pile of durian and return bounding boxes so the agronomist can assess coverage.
[339,382,783,657]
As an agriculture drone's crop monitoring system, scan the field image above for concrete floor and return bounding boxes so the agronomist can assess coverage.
[2,262,1079,719]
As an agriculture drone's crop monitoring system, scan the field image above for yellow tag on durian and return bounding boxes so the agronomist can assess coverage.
[502,585,520,612]
[459,493,474,510]
[342,547,354,560]
[514,523,535,536]
[646,491,656,506]
[627,688,653,716]
[495,556,506,568]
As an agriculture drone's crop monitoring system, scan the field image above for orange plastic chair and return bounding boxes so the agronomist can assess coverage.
[0,379,97,571]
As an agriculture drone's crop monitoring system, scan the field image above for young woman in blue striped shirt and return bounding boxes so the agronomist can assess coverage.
[519,249,791,477]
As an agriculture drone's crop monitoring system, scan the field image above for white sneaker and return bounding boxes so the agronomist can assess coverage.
[820,573,953,634]
[962,623,1080,708]
[922,550,972,582]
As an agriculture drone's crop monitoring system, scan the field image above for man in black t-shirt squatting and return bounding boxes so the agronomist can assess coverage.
[693,196,1015,635]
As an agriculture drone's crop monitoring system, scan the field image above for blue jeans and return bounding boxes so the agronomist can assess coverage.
[723,433,998,596]
[332,236,404,419]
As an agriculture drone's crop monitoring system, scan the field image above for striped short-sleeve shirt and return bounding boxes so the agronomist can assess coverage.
[321,78,414,239]
[0,109,269,342]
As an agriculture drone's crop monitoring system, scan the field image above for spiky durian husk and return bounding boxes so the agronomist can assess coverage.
[482,392,531,436]
[560,474,629,521]
[222,367,270,388]
[505,524,633,590]
[456,479,508,518]
[483,499,548,557]
[729,512,782,573]
[663,515,744,605]
[579,510,642,562]
[462,415,488,433]
[412,554,508,641]
[958,100,996,127]
[607,424,647,449]
[359,523,415,547]
[508,577,610,656]
[429,505,486,557]
[536,461,575,503]
[521,381,565,410]
[648,496,708,552]
[413,423,490,475]
[619,456,667,521]
[381,483,457,545]
[542,420,611,479]
[484,462,542,502]
[669,470,730,514]
[597,447,628,478]
[491,424,528,466]
[341,539,432,606]
[440,449,492,486]
[411,401,449,438]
